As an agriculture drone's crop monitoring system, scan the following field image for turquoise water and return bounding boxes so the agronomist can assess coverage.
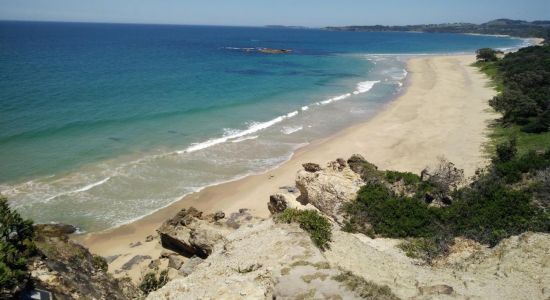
[0,21,525,231]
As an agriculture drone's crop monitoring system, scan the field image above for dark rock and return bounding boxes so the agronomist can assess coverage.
[442,195,453,205]
[214,211,225,221]
[336,158,347,170]
[158,207,226,259]
[121,255,152,271]
[129,241,142,248]
[424,193,435,204]
[303,163,322,173]
[268,194,288,215]
[145,235,154,242]
[104,255,120,264]
[226,209,253,229]
[33,223,77,239]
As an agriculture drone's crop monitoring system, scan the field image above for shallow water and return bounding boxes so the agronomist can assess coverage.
[0,21,525,231]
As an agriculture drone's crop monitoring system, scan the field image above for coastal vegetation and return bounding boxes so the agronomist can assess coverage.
[276,208,332,250]
[342,45,550,261]
[139,270,169,295]
[0,196,35,297]
[477,45,550,133]
[0,195,140,298]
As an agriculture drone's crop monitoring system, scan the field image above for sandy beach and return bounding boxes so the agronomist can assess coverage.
[75,54,497,278]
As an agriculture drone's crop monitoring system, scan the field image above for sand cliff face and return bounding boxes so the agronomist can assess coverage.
[145,159,550,300]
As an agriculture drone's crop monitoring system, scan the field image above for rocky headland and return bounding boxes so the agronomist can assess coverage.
[102,155,549,300]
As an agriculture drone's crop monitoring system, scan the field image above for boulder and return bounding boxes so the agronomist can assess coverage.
[157,207,229,259]
[268,194,288,214]
[346,154,382,182]
[302,162,322,173]
[296,160,363,223]
[213,211,225,221]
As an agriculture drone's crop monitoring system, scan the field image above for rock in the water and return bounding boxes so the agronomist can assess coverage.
[302,162,322,173]
[268,194,288,214]
[296,160,363,223]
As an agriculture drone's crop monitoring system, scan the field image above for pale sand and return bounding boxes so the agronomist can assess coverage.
[75,54,497,277]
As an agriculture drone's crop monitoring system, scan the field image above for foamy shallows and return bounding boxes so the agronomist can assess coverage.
[0,23,524,232]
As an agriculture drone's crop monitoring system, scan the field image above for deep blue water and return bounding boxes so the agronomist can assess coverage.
[0,21,524,231]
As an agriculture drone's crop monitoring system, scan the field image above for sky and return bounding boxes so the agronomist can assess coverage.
[0,0,548,27]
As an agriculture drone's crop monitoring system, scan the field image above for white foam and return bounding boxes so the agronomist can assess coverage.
[179,112,299,153]
[301,106,309,111]
[43,177,111,202]
[286,110,299,118]
[319,93,352,105]
[355,80,380,94]
[281,125,303,135]
[232,135,259,143]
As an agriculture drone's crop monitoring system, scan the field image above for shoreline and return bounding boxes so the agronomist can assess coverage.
[75,53,499,277]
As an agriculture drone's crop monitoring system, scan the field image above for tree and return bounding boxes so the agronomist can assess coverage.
[476,48,499,62]
[0,196,35,297]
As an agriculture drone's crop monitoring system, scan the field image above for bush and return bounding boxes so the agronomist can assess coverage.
[139,270,169,294]
[476,48,500,62]
[482,45,550,132]
[494,137,517,163]
[343,148,550,258]
[92,255,108,272]
[0,196,36,296]
[276,209,332,250]
[384,171,420,185]
[352,183,445,238]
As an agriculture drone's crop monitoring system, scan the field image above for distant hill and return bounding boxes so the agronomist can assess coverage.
[325,19,550,42]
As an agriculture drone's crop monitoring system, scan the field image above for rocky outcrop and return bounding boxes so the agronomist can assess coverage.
[268,193,288,214]
[157,207,229,259]
[347,154,382,182]
[26,224,141,299]
[302,162,322,173]
[148,219,380,300]
[295,159,363,223]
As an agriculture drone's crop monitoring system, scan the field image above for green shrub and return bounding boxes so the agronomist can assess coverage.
[276,209,332,250]
[352,183,445,238]
[92,255,108,272]
[139,269,169,295]
[451,179,549,246]
[0,196,35,295]
[384,171,420,185]
[344,147,550,257]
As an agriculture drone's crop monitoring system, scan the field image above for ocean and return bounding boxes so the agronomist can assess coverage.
[0,21,525,232]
